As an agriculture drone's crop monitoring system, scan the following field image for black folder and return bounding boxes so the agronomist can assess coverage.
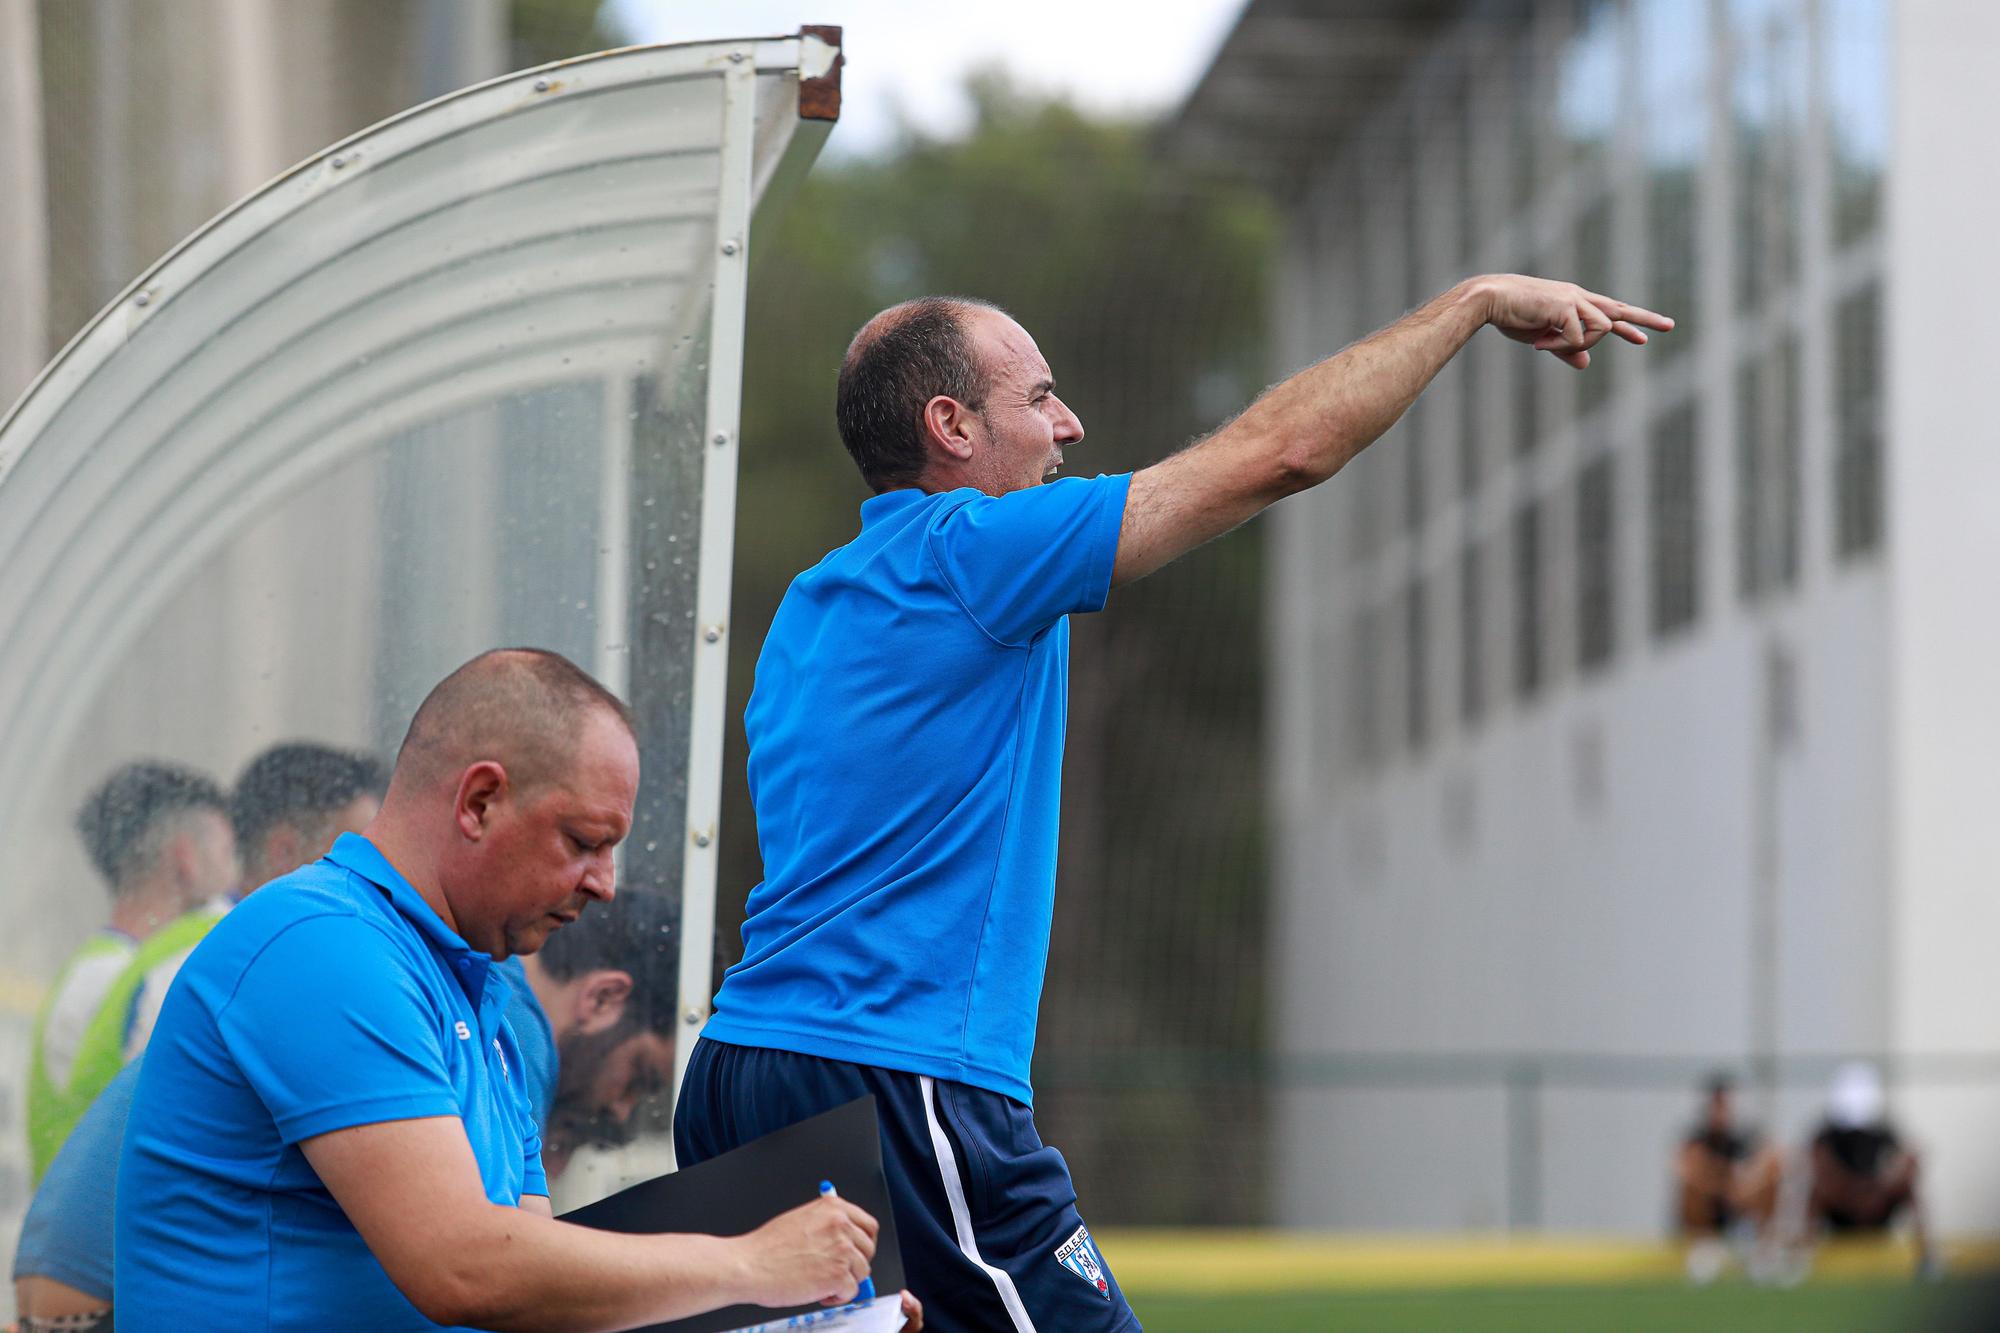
[560,1096,904,1333]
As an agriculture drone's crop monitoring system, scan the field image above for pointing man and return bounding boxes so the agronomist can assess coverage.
[677,277,1672,1331]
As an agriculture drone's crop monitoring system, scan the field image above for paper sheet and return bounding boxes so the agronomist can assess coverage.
[719,1294,905,1333]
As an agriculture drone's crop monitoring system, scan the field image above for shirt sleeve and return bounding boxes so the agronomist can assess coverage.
[215,915,461,1144]
[926,473,1132,647]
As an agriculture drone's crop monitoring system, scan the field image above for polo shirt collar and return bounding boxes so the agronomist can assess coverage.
[324,832,494,1003]
[860,486,931,526]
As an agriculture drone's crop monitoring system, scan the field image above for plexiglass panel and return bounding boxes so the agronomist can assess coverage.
[0,34,836,1240]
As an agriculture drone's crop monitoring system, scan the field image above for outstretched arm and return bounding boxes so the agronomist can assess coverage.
[1111,274,1673,586]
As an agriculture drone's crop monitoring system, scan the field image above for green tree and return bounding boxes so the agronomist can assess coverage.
[721,78,1277,1224]
[508,0,627,68]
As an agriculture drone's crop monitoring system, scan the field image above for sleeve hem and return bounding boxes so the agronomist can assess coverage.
[1082,472,1134,613]
[276,1093,464,1145]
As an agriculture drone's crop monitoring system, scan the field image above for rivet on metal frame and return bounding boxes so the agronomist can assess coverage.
[533,78,551,92]
[683,1008,703,1025]
[711,431,730,447]
[702,625,723,643]
[133,291,151,308]
[329,154,347,169]
[720,239,740,256]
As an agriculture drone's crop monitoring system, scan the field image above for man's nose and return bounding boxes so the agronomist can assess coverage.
[1053,395,1084,445]
[581,849,617,902]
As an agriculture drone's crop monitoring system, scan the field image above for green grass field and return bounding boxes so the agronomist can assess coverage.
[1132,1279,1997,1332]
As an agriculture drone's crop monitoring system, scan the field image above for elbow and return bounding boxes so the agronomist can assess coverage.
[1270,445,1330,498]
[400,1266,526,1331]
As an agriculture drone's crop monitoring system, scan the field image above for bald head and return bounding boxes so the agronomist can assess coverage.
[835,296,1006,491]
[393,649,634,798]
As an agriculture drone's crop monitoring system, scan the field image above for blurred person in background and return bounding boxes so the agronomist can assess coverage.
[28,762,236,1182]
[1804,1061,1937,1276]
[1675,1072,1783,1283]
[13,742,384,1330]
[124,741,387,1053]
[499,886,679,1178]
[677,277,1672,1330]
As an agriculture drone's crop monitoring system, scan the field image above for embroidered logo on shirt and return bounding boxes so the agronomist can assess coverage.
[454,1020,472,1041]
[1054,1225,1110,1299]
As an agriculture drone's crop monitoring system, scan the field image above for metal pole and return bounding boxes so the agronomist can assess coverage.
[0,0,47,409]
[669,49,759,1109]
[1504,1060,1543,1230]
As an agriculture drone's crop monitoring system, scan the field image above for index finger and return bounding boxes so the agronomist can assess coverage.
[832,1197,880,1239]
[1586,292,1674,331]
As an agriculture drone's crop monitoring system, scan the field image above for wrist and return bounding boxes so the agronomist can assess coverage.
[700,1233,760,1308]
[1452,275,1498,327]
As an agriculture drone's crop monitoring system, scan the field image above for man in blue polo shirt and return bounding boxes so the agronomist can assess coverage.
[117,649,885,1331]
[676,278,1673,1330]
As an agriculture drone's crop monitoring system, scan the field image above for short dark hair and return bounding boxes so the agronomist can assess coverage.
[231,743,386,852]
[75,762,228,888]
[537,888,677,1034]
[834,297,999,491]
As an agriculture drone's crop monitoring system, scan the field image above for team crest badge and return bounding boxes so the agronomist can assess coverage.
[1054,1225,1110,1300]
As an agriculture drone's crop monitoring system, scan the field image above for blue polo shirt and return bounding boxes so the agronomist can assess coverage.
[115,834,545,1331]
[496,955,559,1127]
[13,1059,137,1301]
[705,474,1130,1104]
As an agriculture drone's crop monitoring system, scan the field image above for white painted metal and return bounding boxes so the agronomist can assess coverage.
[0,37,832,910]
[670,47,760,1108]
[0,0,47,405]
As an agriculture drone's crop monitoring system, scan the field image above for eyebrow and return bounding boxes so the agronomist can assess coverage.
[1030,378,1055,397]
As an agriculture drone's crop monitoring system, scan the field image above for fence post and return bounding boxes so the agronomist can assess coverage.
[1506,1060,1543,1230]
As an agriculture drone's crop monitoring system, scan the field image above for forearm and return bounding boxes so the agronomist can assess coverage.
[408,1205,751,1333]
[1114,279,1491,585]
[1231,277,1491,491]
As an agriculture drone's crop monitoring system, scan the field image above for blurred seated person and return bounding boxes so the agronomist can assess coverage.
[1806,1062,1936,1273]
[14,743,384,1330]
[1675,1072,1782,1281]
[29,763,236,1182]
[125,742,386,1053]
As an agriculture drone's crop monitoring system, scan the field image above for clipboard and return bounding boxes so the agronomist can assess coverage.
[560,1096,905,1333]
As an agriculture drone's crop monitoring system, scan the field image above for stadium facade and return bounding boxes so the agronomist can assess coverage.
[1178,0,2000,1234]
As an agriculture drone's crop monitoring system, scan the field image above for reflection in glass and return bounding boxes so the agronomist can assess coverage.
[1649,402,1702,636]
[1826,0,1888,248]
[1574,199,1615,413]
[1834,284,1884,558]
[1646,101,1702,364]
[1731,7,1805,311]
[1577,453,1616,671]
[1637,0,1710,105]
[1405,577,1429,753]
[1512,499,1543,701]
[1459,542,1485,726]
[1734,339,1801,601]
[1558,0,1622,174]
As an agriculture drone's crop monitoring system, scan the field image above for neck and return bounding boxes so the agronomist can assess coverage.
[358,807,458,936]
[108,881,190,938]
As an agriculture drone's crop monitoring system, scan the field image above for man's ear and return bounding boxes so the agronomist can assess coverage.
[453,761,509,841]
[164,827,200,887]
[571,969,635,1036]
[921,394,977,464]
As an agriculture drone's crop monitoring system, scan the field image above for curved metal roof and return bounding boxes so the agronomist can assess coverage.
[0,33,839,876]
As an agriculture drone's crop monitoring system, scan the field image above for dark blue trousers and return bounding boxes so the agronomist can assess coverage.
[674,1037,1141,1333]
